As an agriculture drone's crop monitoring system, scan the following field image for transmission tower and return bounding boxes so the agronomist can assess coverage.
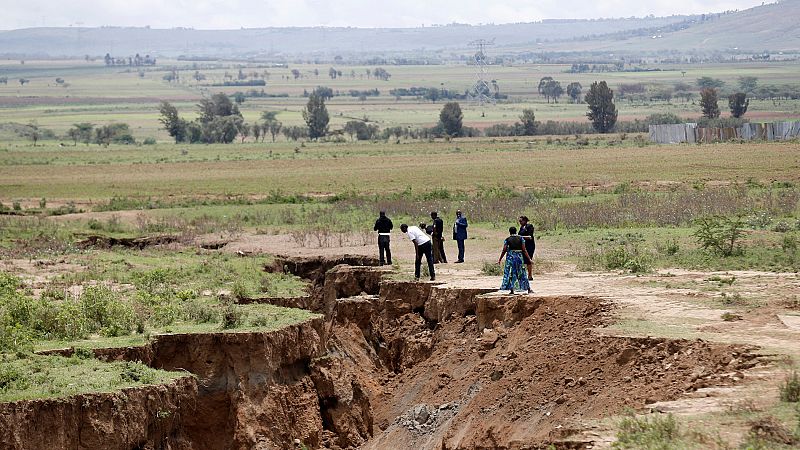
[467,38,496,108]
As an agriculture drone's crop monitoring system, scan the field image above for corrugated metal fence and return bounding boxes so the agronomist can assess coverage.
[649,121,800,144]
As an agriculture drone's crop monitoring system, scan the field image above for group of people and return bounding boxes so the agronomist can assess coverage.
[373,210,468,281]
[374,211,536,293]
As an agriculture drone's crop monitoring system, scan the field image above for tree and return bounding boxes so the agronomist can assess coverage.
[158,101,187,143]
[313,86,334,100]
[72,123,94,146]
[67,127,80,146]
[238,122,250,143]
[328,67,338,79]
[198,93,239,124]
[261,111,278,122]
[542,79,564,103]
[231,92,246,105]
[268,120,282,142]
[253,124,261,142]
[425,87,441,103]
[737,76,758,93]
[291,69,301,80]
[373,68,391,81]
[303,93,329,140]
[584,81,618,133]
[439,102,463,137]
[25,123,40,146]
[566,82,582,103]
[728,93,749,118]
[19,78,29,85]
[696,77,725,89]
[537,77,553,97]
[700,88,720,119]
[518,109,537,136]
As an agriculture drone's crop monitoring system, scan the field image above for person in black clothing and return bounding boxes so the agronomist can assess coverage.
[430,211,447,264]
[373,211,393,265]
[518,216,536,280]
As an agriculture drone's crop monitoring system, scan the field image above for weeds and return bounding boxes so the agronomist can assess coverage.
[220,302,246,329]
[779,372,800,403]
[694,215,746,257]
[612,413,685,449]
[481,262,503,276]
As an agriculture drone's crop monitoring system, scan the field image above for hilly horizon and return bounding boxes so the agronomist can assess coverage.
[0,1,797,59]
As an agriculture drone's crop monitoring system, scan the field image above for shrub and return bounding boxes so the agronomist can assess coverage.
[655,239,680,256]
[220,303,246,329]
[693,215,745,257]
[119,361,158,384]
[231,280,249,300]
[481,262,503,276]
[613,413,682,449]
[780,371,800,403]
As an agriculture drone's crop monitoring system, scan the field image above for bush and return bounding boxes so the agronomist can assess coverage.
[780,371,800,403]
[220,303,246,329]
[613,413,682,449]
[142,137,157,145]
[481,261,503,276]
[693,215,745,257]
[119,361,158,384]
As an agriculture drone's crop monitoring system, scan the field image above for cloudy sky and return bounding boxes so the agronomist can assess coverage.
[1,0,768,30]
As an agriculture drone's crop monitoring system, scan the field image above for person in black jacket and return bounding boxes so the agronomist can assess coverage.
[518,215,536,280]
[373,211,393,265]
[430,211,447,264]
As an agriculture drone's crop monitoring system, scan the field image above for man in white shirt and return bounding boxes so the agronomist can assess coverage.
[400,223,435,281]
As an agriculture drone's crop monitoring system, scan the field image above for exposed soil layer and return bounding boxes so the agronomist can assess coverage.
[6,256,764,449]
[0,376,197,450]
[76,234,181,250]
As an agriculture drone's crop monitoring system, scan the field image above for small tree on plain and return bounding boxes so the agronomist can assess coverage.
[439,102,463,137]
[566,82,582,103]
[303,93,329,140]
[518,109,536,136]
[158,101,187,143]
[728,93,749,118]
[269,121,282,142]
[67,127,80,146]
[584,81,618,133]
[737,76,758,93]
[700,88,720,119]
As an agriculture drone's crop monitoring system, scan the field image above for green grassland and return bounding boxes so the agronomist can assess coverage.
[2,138,799,201]
[1,60,798,140]
[0,353,185,402]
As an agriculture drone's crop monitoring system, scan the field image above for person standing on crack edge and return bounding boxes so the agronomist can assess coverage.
[373,210,393,265]
[401,223,435,281]
[518,215,536,281]
[452,209,468,263]
[498,226,532,294]
[430,211,447,264]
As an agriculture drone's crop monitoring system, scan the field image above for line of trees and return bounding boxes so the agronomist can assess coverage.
[537,77,583,103]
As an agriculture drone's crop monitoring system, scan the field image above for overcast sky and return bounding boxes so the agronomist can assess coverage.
[1,0,769,30]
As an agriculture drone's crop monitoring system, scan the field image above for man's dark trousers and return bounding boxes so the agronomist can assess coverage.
[378,235,392,265]
[415,241,435,279]
[456,239,465,263]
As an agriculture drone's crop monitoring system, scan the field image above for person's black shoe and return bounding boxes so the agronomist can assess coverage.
[455,260,464,263]
[430,277,436,281]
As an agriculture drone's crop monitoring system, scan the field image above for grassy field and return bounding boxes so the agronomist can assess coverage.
[2,138,799,202]
[1,59,798,139]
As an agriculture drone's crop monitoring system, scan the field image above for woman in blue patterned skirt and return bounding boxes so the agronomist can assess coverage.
[497,227,532,294]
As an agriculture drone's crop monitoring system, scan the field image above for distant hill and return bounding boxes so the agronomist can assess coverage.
[0,17,692,59]
[541,0,800,54]
[0,1,797,59]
